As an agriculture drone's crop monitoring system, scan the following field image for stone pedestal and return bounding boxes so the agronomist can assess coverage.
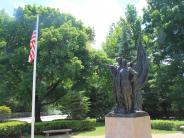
[105,115,152,138]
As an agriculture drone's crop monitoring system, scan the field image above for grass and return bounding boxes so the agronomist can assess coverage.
[74,122,181,136]
[75,123,105,136]
[24,128,181,138]
[24,122,182,137]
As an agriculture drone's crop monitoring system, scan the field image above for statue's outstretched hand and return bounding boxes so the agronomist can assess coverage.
[106,64,117,73]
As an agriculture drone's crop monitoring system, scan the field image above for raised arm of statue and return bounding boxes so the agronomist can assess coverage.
[106,64,117,74]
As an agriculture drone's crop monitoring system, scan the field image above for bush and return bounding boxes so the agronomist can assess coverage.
[59,91,90,119]
[0,120,29,137]
[34,119,96,134]
[151,120,184,131]
[151,120,174,130]
[0,106,12,120]
[0,119,95,137]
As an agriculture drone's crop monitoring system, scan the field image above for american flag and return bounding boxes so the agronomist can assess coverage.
[28,29,37,63]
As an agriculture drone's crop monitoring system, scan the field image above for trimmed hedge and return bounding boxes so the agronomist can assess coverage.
[34,119,96,133]
[0,119,96,137]
[151,120,184,131]
[0,120,28,137]
[2,119,184,137]
[0,106,12,120]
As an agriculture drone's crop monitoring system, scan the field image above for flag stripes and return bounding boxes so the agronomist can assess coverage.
[28,30,37,63]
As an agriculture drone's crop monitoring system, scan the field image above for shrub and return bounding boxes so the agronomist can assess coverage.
[34,119,96,134]
[151,120,175,130]
[59,91,90,119]
[0,106,12,120]
[151,120,184,131]
[0,120,28,137]
[174,120,184,130]
[0,119,95,137]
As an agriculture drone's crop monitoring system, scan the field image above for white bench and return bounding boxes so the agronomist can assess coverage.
[42,129,72,137]
[180,126,184,133]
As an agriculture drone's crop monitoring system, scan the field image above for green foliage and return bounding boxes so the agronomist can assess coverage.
[102,1,184,119]
[151,120,184,131]
[34,119,96,133]
[144,0,184,58]
[1,0,184,121]
[75,122,105,136]
[151,120,175,130]
[85,50,114,119]
[103,4,142,60]
[0,106,12,120]
[0,5,93,121]
[0,119,95,137]
[143,0,184,118]
[102,0,184,119]
[0,121,28,137]
[59,91,90,119]
[102,23,121,58]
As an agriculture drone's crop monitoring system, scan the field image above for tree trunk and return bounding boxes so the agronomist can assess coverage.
[35,95,42,122]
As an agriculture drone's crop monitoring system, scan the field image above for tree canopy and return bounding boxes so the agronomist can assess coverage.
[103,2,184,118]
[0,5,94,121]
[0,1,184,121]
[142,0,184,117]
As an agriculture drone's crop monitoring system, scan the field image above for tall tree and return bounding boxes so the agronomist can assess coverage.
[102,4,166,117]
[143,0,184,117]
[0,5,93,122]
[85,50,114,119]
[103,4,142,60]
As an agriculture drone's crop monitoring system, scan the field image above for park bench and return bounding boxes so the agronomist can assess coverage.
[42,129,72,137]
[180,126,184,133]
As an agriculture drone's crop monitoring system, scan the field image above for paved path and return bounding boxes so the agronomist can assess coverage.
[73,133,184,138]
[153,133,184,138]
[23,133,184,138]
[9,115,67,123]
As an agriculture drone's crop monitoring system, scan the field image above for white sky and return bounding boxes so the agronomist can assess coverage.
[0,0,147,49]
[46,0,147,49]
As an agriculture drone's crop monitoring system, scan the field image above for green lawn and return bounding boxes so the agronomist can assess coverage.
[24,122,181,137]
[75,124,105,136]
[24,129,180,138]
[74,122,181,136]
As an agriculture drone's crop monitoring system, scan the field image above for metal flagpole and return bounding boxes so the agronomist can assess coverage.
[31,14,39,138]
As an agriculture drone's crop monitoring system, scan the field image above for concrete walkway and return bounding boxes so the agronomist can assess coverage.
[23,133,184,138]
[153,133,184,138]
[9,115,67,123]
[72,133,184,138]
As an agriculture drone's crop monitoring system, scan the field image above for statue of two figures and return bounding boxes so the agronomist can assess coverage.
[107,45,148,116]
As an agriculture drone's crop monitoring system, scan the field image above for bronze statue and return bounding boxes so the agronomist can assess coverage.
[107,44,148,116]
